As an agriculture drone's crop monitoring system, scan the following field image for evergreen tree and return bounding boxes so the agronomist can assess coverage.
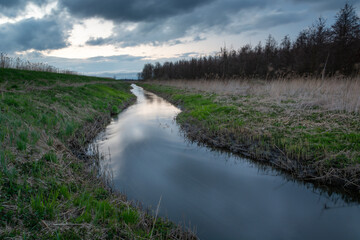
[332,3,360,74]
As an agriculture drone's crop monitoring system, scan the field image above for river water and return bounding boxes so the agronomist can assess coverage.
[92,84,360,240]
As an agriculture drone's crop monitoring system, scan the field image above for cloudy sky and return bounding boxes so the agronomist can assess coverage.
[0,0,359,77]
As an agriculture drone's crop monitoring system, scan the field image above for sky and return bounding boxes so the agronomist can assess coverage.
[0,0,359,77]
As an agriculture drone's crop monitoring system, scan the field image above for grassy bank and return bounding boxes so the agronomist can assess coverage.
[140,79,360,195]
[0,68,196,239]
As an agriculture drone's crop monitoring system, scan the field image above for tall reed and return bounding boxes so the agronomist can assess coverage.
[0,52,77,75]
[148,77,360,113]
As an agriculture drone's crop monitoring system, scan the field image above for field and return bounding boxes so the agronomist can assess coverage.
[140,78,360,195]
[0,68,195,239]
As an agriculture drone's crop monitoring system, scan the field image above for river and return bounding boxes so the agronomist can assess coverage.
[91,84,360,240]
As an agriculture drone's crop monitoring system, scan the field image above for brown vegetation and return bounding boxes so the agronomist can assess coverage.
[148,77,360,113]
[0,52,77,75]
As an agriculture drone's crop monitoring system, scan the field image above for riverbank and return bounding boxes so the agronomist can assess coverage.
[0,68,196,239]
[140,79,360,196]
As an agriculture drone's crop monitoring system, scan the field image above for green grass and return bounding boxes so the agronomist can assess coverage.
[0,68,112,89]
[0,69,194,239]
[141,83,360,189]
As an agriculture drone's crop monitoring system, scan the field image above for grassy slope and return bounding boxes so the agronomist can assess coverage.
[0,69,195,239]
[140,83,360,194]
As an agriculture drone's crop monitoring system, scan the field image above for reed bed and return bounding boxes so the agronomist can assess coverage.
[148,77,360,113]
[0,52,77,75]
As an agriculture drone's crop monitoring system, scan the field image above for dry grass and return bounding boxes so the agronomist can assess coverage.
[0,52,77,74]
[148,77,360,113]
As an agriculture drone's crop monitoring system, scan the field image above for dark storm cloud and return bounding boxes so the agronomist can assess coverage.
[0,16,69,52]
[0,0,331,53]
[84,0,303,47]
[0,0,50,17]
[0,0,48,7]
[233,11,306,34]
[59,0,215,22]
[291,0,360,10]
[72,0,259,47]
[0,0,22,7]
[59,0,295,47]
[60,0,273,23]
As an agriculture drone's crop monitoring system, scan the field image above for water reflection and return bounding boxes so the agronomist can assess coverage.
[92,84,360,240]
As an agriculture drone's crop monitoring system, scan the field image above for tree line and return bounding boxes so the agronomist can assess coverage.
[0,53,78,75]
[140,3,360,80]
